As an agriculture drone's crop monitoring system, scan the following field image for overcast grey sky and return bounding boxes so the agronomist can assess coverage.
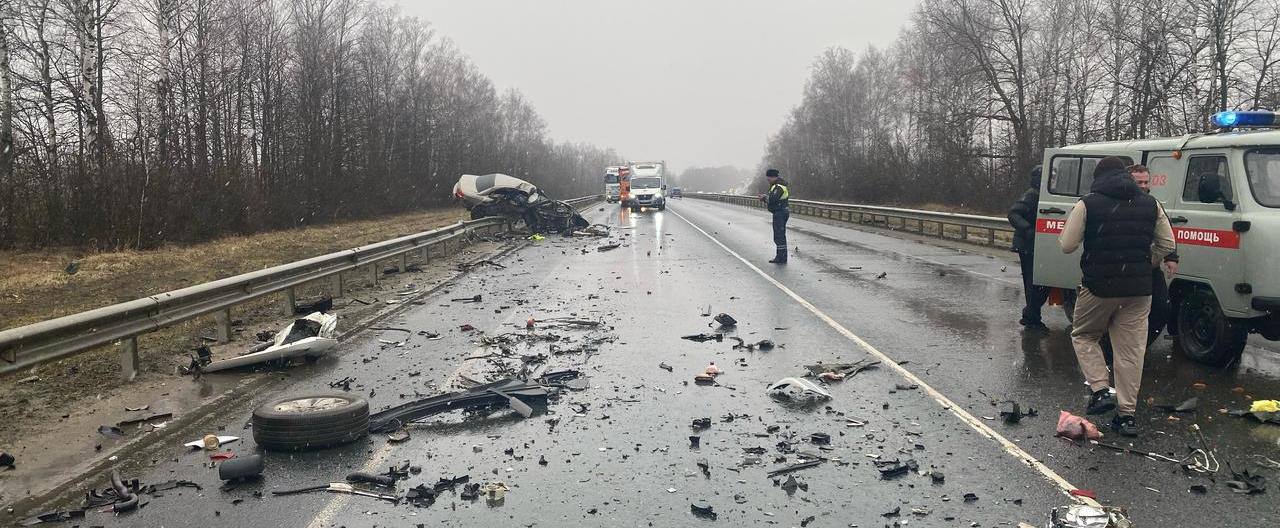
[407,1,920,173]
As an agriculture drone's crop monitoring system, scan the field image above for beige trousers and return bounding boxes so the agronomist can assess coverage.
[1070,287,1152,415]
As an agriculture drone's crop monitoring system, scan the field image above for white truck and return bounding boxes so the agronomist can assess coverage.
[627,161,668,212]
[604,166,624,203]
[1034,110,1280,366]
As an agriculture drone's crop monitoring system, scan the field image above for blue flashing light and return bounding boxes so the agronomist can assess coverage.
[1212,110,1277,129]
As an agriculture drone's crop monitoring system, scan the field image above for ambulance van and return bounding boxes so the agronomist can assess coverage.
[1034,111,1280,366]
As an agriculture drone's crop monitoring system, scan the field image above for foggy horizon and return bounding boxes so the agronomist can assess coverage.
[411,0,921,174]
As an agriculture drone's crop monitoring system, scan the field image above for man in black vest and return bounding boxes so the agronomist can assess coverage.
[1007,166,1049,332]
[1059,156,1175,437]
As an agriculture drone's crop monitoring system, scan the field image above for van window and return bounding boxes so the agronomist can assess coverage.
[1182,156,1234,203]
[1049,155,1132,197]
[1245,148,1280,207]
[605,173,620,183]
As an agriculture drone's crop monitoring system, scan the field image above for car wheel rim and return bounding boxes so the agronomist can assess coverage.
[274,397,350,414]
[1190,303,1217,351]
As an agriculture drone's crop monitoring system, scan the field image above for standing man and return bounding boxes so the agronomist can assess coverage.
[759,169,790,264]
[1007,166,1049,332]
[1129,165,1179,346]
[1059,156,1175,437]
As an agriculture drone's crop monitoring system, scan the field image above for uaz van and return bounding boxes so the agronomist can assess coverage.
[1034,111,1280,366]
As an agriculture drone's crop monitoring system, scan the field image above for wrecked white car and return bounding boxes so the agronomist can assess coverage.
[768,377,832,402]
[201,312,338,373]
[452,173,589,233]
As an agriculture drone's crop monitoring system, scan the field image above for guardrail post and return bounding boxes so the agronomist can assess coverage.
[214,309,232,343]
[281,287,296,316]
[398,254,408,273]
[370,262,379,285]
[986,229,995,246]
[960,224,969,242]
[119,337,139,381]
[332,272,344,297]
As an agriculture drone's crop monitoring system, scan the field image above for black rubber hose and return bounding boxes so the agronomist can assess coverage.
[110,470,138,513]
[347,472,395,487]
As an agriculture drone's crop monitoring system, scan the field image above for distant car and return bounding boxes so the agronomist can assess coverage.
[452,173,588,233]
[670,187,683,198]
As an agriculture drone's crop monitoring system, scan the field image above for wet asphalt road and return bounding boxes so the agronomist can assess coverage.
[38,198,1280,527]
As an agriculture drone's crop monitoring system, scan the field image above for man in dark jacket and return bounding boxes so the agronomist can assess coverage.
[758,169,790,264]
[1059,156,1175,437]
[1007,166,1049,331]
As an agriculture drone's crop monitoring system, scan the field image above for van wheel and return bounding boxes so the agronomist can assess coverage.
[1175,289,1248,367]
[252,394,369,452]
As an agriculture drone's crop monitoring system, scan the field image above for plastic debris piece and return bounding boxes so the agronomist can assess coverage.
[1154,397,1199,413]
[19,509,85,525]
[930,471,945,484]
[1069,489,1097,500]
[818,372,844,382]
[767,459,823,477]
[218,454,264,481]
[810,432,830,445]
[963,492,979,502]
[481,481,509,502]
[97,425,125,438]
[694,374,716,385]
[1055,411,1102,440]
[682,333,724,342]
[659,362,674,372]
[185,435,239,450]
[768,377,832,402]
[689,435,701,448]
[387,430,410,443]
[347,472,396,487]
[0,452,14,470]
[690,500,717,520]
[713,313,737,327]
[209,451,236,461]
[1189,484,1208,494]
[875,459,918,479]
[1225,470,1267,494]
[704,362,721,376]
[691,418,712,430]
[1250,399,1279,413]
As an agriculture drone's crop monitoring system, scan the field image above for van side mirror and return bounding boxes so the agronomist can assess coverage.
[662,185,668,190]
[1197,174,1237,210]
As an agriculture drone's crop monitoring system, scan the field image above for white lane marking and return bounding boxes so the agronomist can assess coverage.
[669,207,1096,505]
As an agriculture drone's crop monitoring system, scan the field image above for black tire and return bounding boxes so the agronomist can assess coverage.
[1175,288,1248,367]
[252,393,369,452]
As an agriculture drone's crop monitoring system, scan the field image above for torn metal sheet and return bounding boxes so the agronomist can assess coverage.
[202,312,337,373]
[1047,504,1134,528]
[369,378,550,433]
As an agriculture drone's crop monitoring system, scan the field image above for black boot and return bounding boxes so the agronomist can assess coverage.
[769,250,787,264]
[1086,389,1116,415]
[1110,414,1139,437]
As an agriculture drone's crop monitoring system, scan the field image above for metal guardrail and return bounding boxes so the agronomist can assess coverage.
[686,193,1013,249]
[0,195,601,379]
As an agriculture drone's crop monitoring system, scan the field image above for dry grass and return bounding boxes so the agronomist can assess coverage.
[0,208,466,330]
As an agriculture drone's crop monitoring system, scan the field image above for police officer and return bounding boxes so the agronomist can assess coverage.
[758,169,790,264]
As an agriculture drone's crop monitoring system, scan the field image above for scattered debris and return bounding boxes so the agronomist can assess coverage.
[1055,411,1101,440]
[387,430,411,443]
[369,378,555,433]
[809,432,830,445]
[803,359,880,380]
[1,452,15,470]
[97,425,125,438]
[768,377,832,402]
[713,313,737,327]
[1225,469,1267,494]
[294,296,333,314]
[1047,504,1134,528]
[597,243,621,252]
[875,458,918,479]
[1190,484,1208,494]
[17,375,39,384]
[201,312,338,373]
[482,481,510,503]
[184,434,238,450]
[682,333,724,342]
[659,362,674,372]
[347,472,396,487]
[963,492,979,502]
[689,435,701,448]
[767,459,823,477]
[324,482,400,502]
[691,418,712,430]
[1153,397,1199,413]
[1000,402,1037,424]
[704,362,722,376]
[19,509,85,526]
[690,500,717,520]
[450,294,483,303]
[118,412,173,427]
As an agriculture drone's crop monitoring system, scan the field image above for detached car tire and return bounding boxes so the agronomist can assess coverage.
[1175,288,1248,367]
[252,393,369,452]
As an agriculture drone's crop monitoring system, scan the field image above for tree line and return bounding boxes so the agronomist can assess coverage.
[760,0,1280,212]
[0,0,618,249]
